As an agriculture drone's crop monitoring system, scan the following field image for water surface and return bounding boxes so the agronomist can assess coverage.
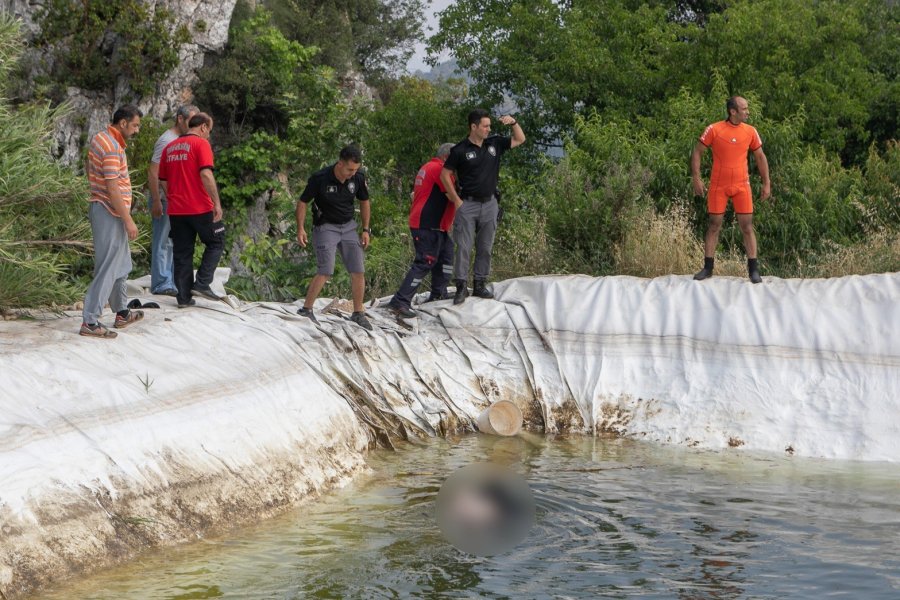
[40,434,900,599]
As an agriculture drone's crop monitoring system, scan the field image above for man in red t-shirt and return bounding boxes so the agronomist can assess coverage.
[385,143,457,317]
[691,96,771,283]
[158,112,225,307]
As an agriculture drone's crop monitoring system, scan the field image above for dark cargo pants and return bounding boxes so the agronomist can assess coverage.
[390,229,454,308]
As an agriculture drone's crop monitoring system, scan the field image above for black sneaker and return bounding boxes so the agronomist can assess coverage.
[693,268,713,281]
[297,306,319,324]
[350,311,373,331]
[389,304,417,319]
[193,285,223,301]
[749,269,762,284]
[177,298,196,308]
[425,291,451,303]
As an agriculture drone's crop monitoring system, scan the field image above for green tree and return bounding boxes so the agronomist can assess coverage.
[265,0,425,86]
[194,5,321,145]
[193,4,366,301]
[429,0,689,149]
[683,0,889,164]
[429,0,898,165]
[364,77,467,197]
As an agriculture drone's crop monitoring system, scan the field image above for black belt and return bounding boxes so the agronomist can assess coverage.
[464,195,494,203]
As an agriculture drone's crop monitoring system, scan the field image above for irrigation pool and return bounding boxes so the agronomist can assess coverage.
[37,434,900,599]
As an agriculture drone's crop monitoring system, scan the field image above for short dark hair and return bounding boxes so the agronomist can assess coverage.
[339,145,362,163]
[468,108,490,128]
[726,96,741,117]
[112,105,142,124]
[188,112,212,128]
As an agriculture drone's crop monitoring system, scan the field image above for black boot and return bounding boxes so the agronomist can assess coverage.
[425,290,451,302]
[693,257,714,281]
[472,279,494,299]
[748,258,762,284]
[453,279,468,305]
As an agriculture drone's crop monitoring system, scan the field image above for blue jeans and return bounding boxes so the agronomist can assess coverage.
[149,196,176,293]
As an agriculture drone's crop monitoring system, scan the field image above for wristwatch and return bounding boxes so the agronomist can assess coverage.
[362,228,372,234]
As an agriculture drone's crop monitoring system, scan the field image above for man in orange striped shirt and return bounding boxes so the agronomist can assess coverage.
[691,96,771,283]
[80,105,143,338]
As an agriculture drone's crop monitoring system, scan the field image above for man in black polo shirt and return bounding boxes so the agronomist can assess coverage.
[441,108,526,305]
[295,145,373,331]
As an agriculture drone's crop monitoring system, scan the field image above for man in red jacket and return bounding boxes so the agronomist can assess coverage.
[158,112,225,308]
[386,143,457,318]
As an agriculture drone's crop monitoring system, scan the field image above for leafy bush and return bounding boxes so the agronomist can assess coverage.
[34,0,190,99]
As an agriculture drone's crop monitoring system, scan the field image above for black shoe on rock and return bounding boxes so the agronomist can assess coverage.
[748,258,762,284]
[389,303,417,319]
[453,280,468,305]
[693,268,713,281]
[472,279,494,299]
[425,291,451,303]
[193,285,223,301]
[297,306,319,324]
[177,298,196,308]
[350,311,373,331]
[694,257,714,281]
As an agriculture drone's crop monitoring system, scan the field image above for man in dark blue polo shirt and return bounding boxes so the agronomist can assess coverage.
[295,145,373,331]
[440,108,526,305]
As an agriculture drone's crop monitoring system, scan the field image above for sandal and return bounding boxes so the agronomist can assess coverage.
[114,309,144,329]
[80,322,117,339]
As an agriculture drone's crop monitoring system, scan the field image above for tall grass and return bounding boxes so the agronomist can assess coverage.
[614,202,750,278]
[0,14,90,310]
[810,229,900,277]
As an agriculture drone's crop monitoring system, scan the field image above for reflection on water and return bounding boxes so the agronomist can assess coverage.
[39,435,900,599]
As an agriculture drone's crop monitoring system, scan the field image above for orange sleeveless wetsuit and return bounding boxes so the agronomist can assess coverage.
[699,121,763,214]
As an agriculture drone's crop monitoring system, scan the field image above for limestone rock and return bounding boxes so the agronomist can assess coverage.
[0,0,238,165]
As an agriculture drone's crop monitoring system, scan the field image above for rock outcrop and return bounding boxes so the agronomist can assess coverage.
[0,0,237,165]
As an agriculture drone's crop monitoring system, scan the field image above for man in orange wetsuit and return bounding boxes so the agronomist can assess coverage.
[691,96,771,283]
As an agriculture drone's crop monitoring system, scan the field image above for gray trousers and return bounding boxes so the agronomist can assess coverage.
[82,202,132,324]
[452,197,499,281]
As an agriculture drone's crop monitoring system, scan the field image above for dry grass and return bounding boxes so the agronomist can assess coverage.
[492,213,564,279]
[614,202,749,278]
[810,228,900,277]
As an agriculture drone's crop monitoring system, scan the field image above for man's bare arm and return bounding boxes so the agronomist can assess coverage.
[753,147,771,201]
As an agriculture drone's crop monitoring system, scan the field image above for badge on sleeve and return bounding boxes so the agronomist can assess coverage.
[348,181,356,194]
[487,145,497,156]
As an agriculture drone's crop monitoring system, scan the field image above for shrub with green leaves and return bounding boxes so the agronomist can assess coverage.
[34,0,190,99]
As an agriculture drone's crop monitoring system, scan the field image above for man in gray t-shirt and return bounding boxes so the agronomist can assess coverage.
[146,104,198,295]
